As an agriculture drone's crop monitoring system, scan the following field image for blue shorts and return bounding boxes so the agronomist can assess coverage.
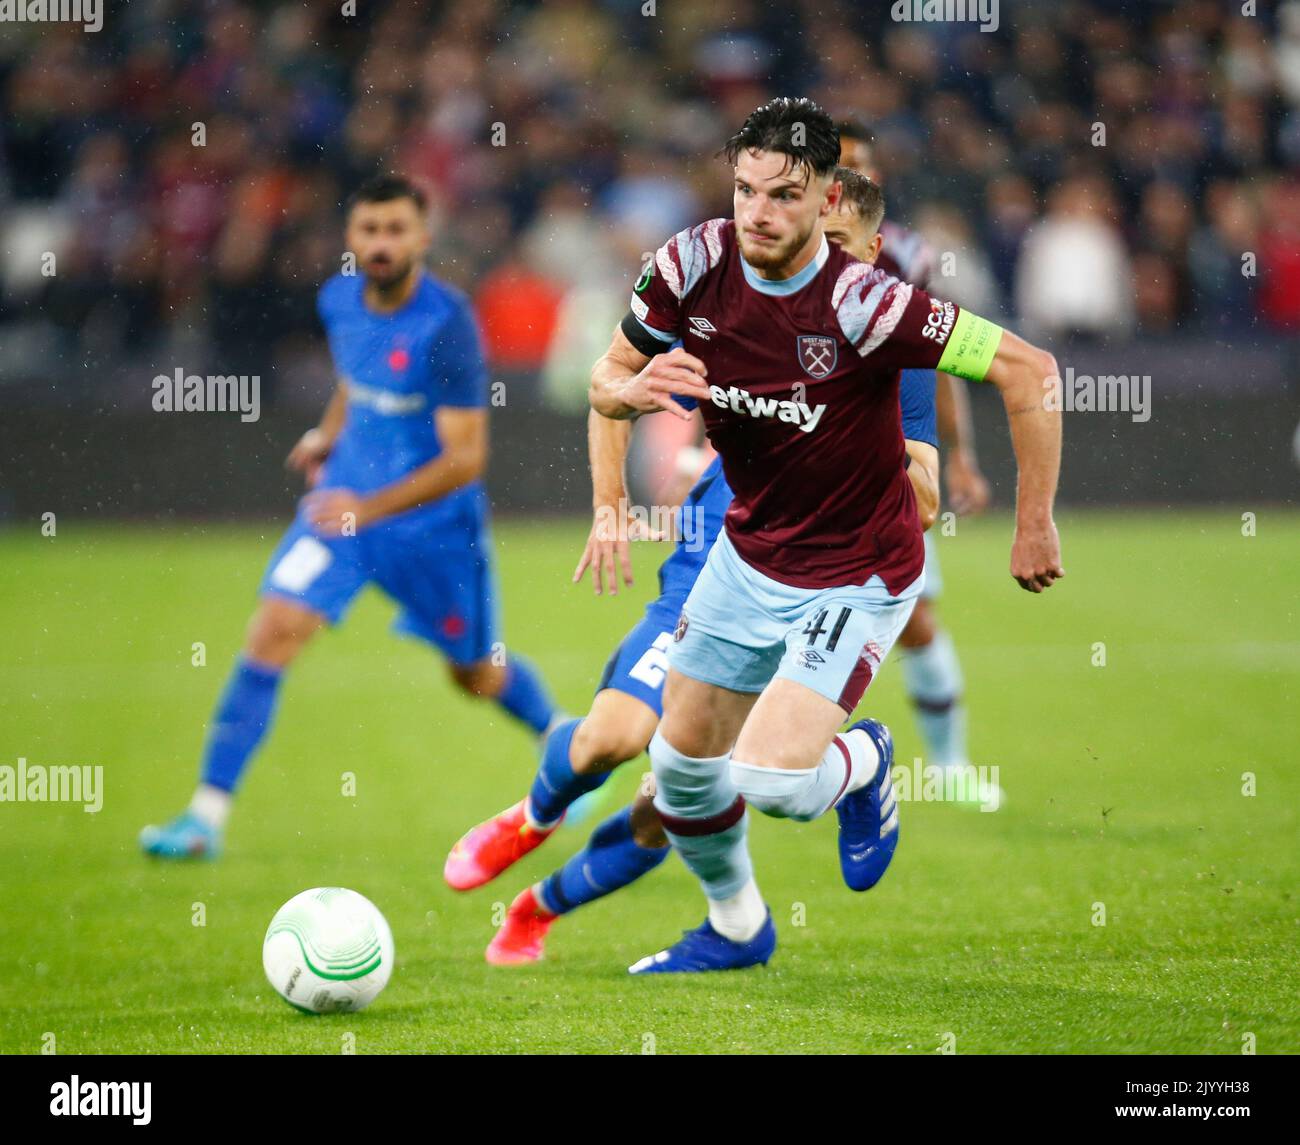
[920,530,942,599]
[595,594,685,718]
[669,532,922,714]
[259,514,498,666]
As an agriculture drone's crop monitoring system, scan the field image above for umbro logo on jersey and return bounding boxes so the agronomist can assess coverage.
[797,648,826,670]
[707,384,827,433]
[687,316,716,339]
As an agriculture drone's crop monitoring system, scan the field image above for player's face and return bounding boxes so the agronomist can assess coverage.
[822,202,881,264]
[346,198,430,288]
[838,135,881,182]
[733,149,835,274]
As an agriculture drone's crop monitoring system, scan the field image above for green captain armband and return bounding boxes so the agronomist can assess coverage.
[936,310,1003,382]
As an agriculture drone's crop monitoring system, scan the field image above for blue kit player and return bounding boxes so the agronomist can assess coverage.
[141,175,557,859]
[444,170,941,966]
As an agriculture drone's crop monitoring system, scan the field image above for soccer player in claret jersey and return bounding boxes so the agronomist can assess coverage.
[839,118,997,805]
[453,410,940,962]
[590,98,1064,974]
[450,167,943,967]
[140,175,558,859]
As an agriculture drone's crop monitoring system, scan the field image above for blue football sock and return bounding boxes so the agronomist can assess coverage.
[902,630,968,766]
[494,654,556,735]
[199,657,284,794]
[528,718,609,825]
[537,808,669,915]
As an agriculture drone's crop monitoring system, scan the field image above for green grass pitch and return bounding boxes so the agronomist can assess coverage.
[0,511,1296,1055]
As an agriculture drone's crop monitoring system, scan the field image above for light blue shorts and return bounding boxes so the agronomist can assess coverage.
[668,532,922,714]
[920,530,942,599]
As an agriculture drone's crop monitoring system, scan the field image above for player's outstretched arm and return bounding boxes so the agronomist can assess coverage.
[589,326,710,421]
[904,439,940,531]
[983,330,1064,593]
[573,410,634,595]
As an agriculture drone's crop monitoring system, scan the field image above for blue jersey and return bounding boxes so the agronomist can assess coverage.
[658,455,732,599]
[658,369,937,594]
[316,271,488,536]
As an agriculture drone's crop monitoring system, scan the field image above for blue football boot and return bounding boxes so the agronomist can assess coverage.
[629,909,776,974]
[835,718,898,891]
[139,810,222,859]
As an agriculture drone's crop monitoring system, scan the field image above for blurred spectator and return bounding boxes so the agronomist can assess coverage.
[0,0,1294,402]
[1015,176,1135,340]
[1256,179,1300,332]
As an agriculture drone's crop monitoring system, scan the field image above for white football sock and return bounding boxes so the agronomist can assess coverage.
[189,783,232,830]
[707,877,766,943]
[839,727,883,796]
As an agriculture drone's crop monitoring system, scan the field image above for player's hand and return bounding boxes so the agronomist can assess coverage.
[945,449,991,516]
[572,503,664,596]
[1010,519,1064,593]
[302,488,369,537]
[620,347,710,420]
[287,428,333,488]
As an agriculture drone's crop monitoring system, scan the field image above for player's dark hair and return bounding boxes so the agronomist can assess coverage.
[347,174,428,214]
[836,117,874,148]
[722,97,840,182]
[834,167,886,234]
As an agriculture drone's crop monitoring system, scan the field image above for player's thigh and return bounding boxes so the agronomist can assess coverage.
[776,580,920,719]
[374,531,497,667]
[732,677,852,770]
[658,669,757,758]
[591,600,677,711]
[572,688,662,772]
[898,596,936,647]
[257,521,367,661]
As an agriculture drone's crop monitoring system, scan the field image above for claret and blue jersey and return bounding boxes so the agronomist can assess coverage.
[599,367,937,716]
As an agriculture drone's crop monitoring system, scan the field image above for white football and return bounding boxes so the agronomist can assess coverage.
[262,888,394,1014]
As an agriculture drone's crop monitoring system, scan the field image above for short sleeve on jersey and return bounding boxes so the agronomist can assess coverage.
[833,261,1003,381]
[899,370,937,448]
[433,297,489,408]
[624,219,729,354]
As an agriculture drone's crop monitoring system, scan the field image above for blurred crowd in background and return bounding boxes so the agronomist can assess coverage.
[2,0,1299,410]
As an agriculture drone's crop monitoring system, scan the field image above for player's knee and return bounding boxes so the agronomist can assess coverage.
[649,730,733,818]
[448,660,502,698]
[571,716,647,773]
[245,605,318,666]
[730,759,823,822]
[629,787,669,848]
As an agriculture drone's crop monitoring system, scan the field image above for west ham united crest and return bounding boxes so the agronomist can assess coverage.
[797,335,837,379]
